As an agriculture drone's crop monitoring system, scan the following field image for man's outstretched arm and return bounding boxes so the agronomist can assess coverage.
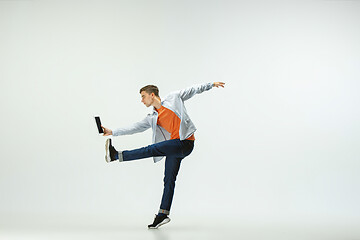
[179,82,225,101]
[101,116,151,137]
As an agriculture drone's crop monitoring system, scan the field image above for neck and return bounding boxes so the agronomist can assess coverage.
[153,97,162,109]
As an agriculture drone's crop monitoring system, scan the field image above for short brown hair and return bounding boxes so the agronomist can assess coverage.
[140,85,159,97]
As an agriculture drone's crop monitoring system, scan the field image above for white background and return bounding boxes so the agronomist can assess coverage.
[1,0,359,239]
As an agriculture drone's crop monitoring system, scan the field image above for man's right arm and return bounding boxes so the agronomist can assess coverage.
[102,116,151,136]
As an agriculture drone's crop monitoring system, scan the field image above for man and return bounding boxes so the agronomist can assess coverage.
[101,82,225,229]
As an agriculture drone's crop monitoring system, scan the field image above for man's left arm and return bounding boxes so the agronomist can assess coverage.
[179,82,225,101]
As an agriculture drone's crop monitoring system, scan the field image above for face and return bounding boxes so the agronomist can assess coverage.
[140,91,154,107]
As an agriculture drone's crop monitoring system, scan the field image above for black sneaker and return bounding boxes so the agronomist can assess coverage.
[105,138,118,162]
[148,214,171,229]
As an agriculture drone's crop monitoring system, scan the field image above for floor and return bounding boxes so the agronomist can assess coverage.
[1,215,359,240]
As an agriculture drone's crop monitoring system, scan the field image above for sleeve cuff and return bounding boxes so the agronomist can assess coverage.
[112,129,119,136]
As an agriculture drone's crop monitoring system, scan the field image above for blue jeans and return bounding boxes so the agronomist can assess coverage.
[121,139,195,215]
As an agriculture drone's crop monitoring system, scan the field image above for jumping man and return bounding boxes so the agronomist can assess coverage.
[101,82,225,229]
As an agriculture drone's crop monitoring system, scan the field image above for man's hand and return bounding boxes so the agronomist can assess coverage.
[101,125,113,136]
[213,82,225,88]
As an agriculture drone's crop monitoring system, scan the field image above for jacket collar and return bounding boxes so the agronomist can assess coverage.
[152,100,165,114]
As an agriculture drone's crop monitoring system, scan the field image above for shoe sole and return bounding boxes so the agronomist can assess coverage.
[148,217,171,229]
[105,138,111,163]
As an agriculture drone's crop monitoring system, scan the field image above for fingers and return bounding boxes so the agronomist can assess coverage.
[101,125,108,136]
[215,82,225,88]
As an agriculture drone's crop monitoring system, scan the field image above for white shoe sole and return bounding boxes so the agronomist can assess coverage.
[148,217,171,229]
[105,138,111,163]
